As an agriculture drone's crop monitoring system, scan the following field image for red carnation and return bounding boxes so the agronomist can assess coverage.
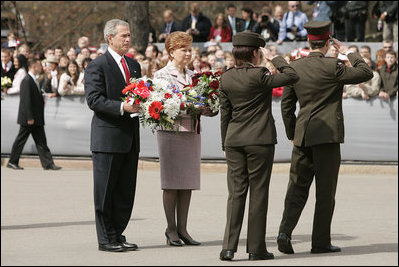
[180,103,185,110]
[209,80,219,90]
[164,93,172,99]
[148,101,163,120]
[135,99,141,104]
[209,91,218,100]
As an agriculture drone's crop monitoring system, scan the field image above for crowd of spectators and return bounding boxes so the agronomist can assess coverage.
[1,2,398,101]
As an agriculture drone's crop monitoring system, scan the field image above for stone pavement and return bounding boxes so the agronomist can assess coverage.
[1,158,398,266]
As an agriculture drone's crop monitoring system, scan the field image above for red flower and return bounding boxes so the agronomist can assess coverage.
[180,103,185,110]
[164,93,172,99]
[122,83,136,95]
[192,77,199,86]
[135,99,141,104]
[148,101,163,120]
[209,80,219,90]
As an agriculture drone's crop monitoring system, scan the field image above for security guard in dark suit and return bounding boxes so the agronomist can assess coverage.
[277,21,373,254]
[219,32,299,261]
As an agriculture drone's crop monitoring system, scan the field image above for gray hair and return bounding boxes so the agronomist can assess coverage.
[103,19,129,44]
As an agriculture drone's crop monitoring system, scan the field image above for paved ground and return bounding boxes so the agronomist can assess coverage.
[1,157,398,266]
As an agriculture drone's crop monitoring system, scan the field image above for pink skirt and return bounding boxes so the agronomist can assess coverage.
[157,130,201,190]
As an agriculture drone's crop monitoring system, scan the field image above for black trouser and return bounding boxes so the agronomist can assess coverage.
[222,145,275,254]
[92,148,139,245]
[345,18,366,42]
[279,143,341,248]
[9,125,54,168]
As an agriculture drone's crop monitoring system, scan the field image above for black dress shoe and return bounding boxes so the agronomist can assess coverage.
[178,232,201,246]
[311,244,341,254]
[117,235,138,251]
[165,232,183,246]
[7,162,24,170]
[220,249,234,261]
[44,164,62,170]
[249,251,274,260]
[98,242,126,252]
[121,241,138,251]
[277,233,294,254]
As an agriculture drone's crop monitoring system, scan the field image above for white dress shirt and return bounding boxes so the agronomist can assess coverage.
[2,61,13,72]
[107,47,131,116]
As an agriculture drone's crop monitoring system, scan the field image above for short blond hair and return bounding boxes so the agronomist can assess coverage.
[164,31,193,60]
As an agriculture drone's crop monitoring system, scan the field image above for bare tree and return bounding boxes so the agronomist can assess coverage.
[124,1,149,55]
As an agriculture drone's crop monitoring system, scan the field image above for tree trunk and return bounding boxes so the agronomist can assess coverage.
[124,1,149,55]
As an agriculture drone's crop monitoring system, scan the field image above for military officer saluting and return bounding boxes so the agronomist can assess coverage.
[219,32,299,261]
[277,21,373,254]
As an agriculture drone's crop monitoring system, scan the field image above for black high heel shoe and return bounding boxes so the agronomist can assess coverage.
[177,232,201,246]
[165,232,183,246]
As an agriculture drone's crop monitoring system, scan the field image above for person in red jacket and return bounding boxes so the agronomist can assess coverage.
[208,13,232,43]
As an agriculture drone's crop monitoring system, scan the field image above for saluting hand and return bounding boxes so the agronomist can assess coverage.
[331,37,349,55]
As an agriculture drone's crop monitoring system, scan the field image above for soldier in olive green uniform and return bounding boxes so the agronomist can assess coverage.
[219,32,299,261]
[277,21,373,255]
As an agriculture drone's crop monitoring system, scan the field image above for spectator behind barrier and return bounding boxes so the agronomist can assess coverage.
[254,5,280,42]
[343,57,381,100]
[208,13,232,43]
[378,50,398,100]
[226,4,245,36]
[382,39,394,51]
[42,55,60,97]
[18,44,30,59]
[372,2,398,43]
[2,32,17,49]
[54,46,64,60]
[199,61,211,72]
[1,48,17,81]
[241,7,258,32]
[273,5,284,25]
[360,45,376,69]
[6,54,28,95]
[58,60,84,96]
[67,47,77,61]
[306,1,332,21]
[277,1,308,44]
[58,55,69,74]
[342,1,368,42]
[375,48,387,70]
[348,45,359,53]
[145,44,160,64]
[224,52,235,70]
[158,9,182,43]
[182,3,212,42]
[75,36,89,55]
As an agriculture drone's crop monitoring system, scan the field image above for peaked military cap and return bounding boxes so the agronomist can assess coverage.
[304,21,331,40]
[232,32,266,47]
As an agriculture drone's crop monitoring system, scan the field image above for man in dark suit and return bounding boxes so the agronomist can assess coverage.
[84,19,141,253]
[7,59,61,171]
[277,21,373,255]
[226,4,245,36]
[1,48,17,81]
[181,3,212,42]
[158,9,182,43]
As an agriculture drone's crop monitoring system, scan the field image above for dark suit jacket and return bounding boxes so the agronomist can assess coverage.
[181,13,212,42]
[281,52,373,147]
[220,57,299,150]
[17,74,45,126]
[227,17,245,34]
[159,21,182,42]
[1,63,17,81]
[84,50,142,153]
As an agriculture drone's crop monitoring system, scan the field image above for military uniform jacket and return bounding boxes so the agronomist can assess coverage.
[220,56,299,150]
[281,52,373,147]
